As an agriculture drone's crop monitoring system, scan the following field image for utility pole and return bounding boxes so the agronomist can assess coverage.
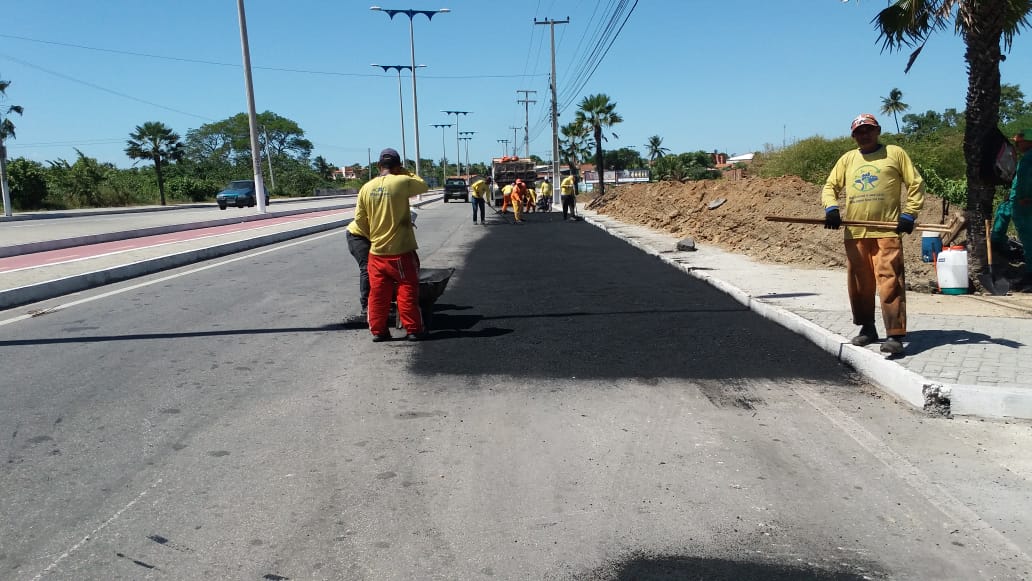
[497,139,509,157]
[516,89,537,158]
[509,126,520,156]
[535,16,568,204]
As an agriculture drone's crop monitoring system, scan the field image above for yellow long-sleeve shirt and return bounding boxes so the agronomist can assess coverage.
[560,175,576,196]
[354,171,428,255]
[470,179,489,199]
[539,180,553,200]
[821,144,925,239]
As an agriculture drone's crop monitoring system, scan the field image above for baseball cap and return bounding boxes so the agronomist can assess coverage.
[378,148,401,165]
[850,113,880,133]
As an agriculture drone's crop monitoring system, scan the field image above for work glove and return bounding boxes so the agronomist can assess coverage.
[824,208,841,230]
[895,214,915,234]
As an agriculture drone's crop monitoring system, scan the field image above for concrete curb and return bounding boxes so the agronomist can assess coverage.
[0,221,345,310]
[583,213,1030,419]
[0,203,356,258]
[0,195,441,311]
[0,193,355,222]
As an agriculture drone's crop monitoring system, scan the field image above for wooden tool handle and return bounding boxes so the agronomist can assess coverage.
[764,215,952,232]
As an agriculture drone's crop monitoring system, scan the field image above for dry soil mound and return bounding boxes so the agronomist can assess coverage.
[586,176,947,291]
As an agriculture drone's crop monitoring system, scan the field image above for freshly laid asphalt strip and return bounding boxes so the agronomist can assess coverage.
[409,211,856,385]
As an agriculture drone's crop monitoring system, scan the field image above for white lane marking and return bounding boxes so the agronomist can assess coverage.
[0,212,349,275]
[30,478,164,581]
[0,231,340,327]
[795,386,1032,566]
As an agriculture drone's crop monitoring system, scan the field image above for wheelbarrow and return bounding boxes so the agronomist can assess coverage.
[392,267,455,330]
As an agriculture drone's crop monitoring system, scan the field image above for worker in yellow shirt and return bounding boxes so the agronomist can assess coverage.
[560,174,578,220]
[538,177,553,211]
[524,186,537,213]
[470,176,490,225]
[353,148,429,342]
[500,183,514,213]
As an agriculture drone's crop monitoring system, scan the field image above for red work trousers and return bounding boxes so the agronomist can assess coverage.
[367,251,423,337]
[844,237,907,336]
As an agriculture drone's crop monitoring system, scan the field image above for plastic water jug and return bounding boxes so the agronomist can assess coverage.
[921,230,943,262]
[936,246,968,295]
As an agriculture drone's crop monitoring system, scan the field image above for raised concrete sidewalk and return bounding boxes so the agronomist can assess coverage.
[580,207,1032,420]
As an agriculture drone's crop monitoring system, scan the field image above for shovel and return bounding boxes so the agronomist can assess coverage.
[980,218,1010,296]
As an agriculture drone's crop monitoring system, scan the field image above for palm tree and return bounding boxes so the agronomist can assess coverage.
[573,94,623,198]
[125,122,184,206]
[866,0,1031,278]
[559,120,592,191]
[880,88,909,132]
[645,135,669,163]
[0,76,24,217]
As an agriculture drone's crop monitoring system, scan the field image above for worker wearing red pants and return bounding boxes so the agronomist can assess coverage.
[353,148,429,341]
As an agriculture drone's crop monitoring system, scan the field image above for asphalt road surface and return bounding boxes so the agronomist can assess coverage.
[2,202,1031,580]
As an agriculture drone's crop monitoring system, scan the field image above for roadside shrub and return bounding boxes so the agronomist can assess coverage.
[7,158,49,210]
[165,176,221,202]
[756,136,853,184]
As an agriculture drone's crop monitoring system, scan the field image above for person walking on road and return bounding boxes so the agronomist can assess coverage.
[353,148,428,342]
[344,218,371,325]
[1005,129,1032,290]
[470,176,490,225]
[822,113,925,355]
[560,174,578,220]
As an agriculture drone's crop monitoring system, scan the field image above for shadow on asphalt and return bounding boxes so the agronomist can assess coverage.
[579,553,879,580]
[410,211,856,383]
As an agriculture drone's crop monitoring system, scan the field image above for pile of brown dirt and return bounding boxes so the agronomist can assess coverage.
[586,176,948,292]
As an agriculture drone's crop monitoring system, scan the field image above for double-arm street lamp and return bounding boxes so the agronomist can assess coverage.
[442,110,470,179]
[370,6,450,178]
[431,123,452,185]
[370,63,426,171]
[459,131,475,177]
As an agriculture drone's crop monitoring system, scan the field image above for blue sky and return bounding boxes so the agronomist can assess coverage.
[1,1,1028,171]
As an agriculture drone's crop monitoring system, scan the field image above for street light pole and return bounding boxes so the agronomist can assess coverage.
[459,131,474,177]
[371,64,426,171]
[236,0,267,214]
[442,110,470,179]
[497,139,509,157]
[431,123,452,186]
[370,6,450,179]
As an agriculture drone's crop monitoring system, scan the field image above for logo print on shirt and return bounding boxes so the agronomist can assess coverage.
[852,164,880,192]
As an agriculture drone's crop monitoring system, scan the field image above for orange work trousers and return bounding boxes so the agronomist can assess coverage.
[844,237,907,336]
[367,251,423,337]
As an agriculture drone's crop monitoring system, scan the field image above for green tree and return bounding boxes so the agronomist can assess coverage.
[0,75,24,216]
[559,120,592,190]
[866,0,1031,277]
[46,150,113,208]
[125,121,184,206]
[604,147,644,172]
[573,94,623,198]
[645,135,669,163]
[312,155,336,181]
[8,157,48,210]
[880,87,909,132]
[999,83,1029,123]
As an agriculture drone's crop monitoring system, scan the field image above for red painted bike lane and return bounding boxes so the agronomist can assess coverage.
[0,208,350,273]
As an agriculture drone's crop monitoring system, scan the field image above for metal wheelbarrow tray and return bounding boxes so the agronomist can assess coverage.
[393,267,455,330]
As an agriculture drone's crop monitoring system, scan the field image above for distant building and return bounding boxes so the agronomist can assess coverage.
[331,166,357,181]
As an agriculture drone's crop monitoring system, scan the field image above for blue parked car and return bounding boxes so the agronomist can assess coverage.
[216,180,269,210]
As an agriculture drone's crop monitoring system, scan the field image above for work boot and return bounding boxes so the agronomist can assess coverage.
[851,324,879,346]
[371,332,392,343]
[881,336,905,355]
